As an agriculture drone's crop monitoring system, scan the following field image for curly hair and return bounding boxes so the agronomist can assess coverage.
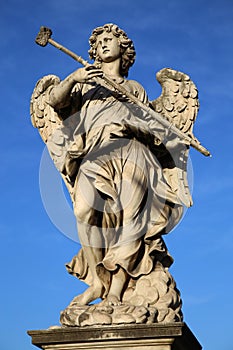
[88,23,136,77]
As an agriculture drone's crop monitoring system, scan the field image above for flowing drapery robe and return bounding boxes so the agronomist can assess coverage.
[47,77,184,294]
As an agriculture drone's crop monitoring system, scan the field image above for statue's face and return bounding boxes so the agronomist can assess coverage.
[95,32,121,63]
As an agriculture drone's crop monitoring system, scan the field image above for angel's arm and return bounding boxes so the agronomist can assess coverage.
[48,74,79,110]
[48,66,103,110]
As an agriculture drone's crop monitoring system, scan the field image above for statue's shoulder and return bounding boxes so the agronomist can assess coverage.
[125,78,145,90]
[124,78,148,102]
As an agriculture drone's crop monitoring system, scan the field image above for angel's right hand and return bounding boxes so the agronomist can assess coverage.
[69,65,103,83]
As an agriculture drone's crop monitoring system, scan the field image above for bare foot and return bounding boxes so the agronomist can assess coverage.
[70,284,104,306]
[101,294,122,306]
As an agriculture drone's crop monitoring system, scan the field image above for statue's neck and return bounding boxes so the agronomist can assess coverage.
[101,58,122,78]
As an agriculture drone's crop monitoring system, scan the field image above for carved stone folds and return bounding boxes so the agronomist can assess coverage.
[60,262,183,327]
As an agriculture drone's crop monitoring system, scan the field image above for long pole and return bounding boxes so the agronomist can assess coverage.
[35,26,211,157]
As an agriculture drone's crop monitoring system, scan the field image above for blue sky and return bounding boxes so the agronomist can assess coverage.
[1,0,233,349]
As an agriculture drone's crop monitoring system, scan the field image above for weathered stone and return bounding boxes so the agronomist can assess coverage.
[30,23,209,330]
[28,322,202,349]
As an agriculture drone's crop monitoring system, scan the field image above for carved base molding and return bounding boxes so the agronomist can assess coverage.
[28,322,202,350]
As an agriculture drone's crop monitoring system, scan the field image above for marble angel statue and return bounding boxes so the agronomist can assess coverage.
[30,23,209,326]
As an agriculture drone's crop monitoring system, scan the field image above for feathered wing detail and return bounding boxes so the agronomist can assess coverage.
[30,74,75,200]
[151,68,200,207]
[30,74,62,142]
[151,68,199,139]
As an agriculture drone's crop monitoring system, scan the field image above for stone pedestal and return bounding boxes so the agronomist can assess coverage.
[28,322,202,350]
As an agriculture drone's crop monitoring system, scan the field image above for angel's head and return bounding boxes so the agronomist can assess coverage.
[88,23,136,77]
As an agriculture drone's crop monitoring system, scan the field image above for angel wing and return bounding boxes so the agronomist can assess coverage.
[30,74,75,200]
[30,74,62,142]
[151,68,199,139]
[150,68,200,207]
